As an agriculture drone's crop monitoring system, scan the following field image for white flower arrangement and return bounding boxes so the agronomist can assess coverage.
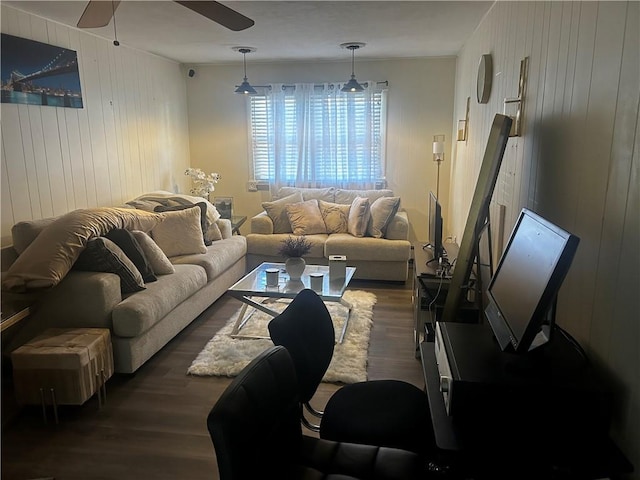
[185,168,221,198]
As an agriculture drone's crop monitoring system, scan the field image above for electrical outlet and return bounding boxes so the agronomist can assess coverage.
[247,181,258,192]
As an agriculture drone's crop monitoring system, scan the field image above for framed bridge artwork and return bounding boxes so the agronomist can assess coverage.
[1,34,83,109]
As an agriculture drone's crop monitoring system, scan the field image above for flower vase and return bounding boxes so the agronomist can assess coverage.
[285,257,306,281]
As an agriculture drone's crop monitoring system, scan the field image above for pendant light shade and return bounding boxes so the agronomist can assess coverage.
[340,42,365,93]
[233,46,257,95]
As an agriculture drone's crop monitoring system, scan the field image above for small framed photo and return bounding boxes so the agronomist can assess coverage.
[214,196,233,219]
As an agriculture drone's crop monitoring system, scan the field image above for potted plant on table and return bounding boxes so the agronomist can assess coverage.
[278,236,312,281]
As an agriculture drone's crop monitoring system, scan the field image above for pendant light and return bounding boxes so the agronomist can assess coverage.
[340,42,365,93]
[233,46,257,95]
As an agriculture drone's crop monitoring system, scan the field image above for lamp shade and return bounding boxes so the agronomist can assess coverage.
[342,76,364,93]
[433,142,444,155]
[235,79,257,95]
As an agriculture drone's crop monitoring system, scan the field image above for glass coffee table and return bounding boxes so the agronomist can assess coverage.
[227,262,356,343]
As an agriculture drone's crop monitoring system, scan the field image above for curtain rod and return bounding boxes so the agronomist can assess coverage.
[240,81,389,89]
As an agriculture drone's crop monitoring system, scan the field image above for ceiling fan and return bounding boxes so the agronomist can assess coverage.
[77,1,254,32]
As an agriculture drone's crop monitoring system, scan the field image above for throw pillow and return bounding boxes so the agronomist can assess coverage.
[347,197,371,238]
[154,202,212,246]
[74,237,146,294]
[262,192,304,234]
[105,228,157,283]
[367,196,401,238]
[131,231,175,275]
[151,206,208,258]
[205,222,223,243]
[286,199,327,236]
[318,200,350,234]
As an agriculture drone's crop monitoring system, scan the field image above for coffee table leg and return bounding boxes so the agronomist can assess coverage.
[338,298,353,344]
[230,297,281,339]
[230,303,252,336]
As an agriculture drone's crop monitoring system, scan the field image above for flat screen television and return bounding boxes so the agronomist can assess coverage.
[427,191,444,263]
[485,208,580,354]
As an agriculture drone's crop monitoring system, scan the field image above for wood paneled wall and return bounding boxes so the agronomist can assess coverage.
[450,1,639,472]
[0,6,191,246]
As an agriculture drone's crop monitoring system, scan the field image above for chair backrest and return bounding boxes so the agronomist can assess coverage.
[207,346,303,480]
[268,289,335,403]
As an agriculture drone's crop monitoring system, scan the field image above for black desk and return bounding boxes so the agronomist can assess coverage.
[420,323,633,479]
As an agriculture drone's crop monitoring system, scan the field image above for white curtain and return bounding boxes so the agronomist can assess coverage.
[252,81,387,191]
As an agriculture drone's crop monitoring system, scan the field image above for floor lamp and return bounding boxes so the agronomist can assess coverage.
[433,135,445,200]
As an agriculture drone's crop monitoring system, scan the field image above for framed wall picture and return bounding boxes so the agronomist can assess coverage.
[1,34,83,108]
[214,197,233,219]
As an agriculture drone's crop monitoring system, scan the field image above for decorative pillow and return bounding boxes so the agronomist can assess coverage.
[151,206,208,257]
[154,202,211,246]
[318,200,350,234]
[131,230,175,275]
[105,229,157,283]
[285,199,327,236]
[262,192,304,234]
[367,196,401,238]
[2,208,161,292]
[205,222,223,242]
[347,197,371,238]
[74,237,145,294]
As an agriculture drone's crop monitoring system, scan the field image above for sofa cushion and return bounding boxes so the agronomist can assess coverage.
[274,187,335,202]
[318,201,350,234]
[334,189,393,205]
[262,192,303,234]
[286,200,327,236]
[74,237,146,294]
[131,230,175,275]
[105,228,157,283]
[325,234,411,262]
[170,236,247,282]
[111,264,207,338]
[2,208,161,292]
[247,233,327,258]
[367,196,401,239]
[151,206,208,257]
[154,202,212,246]
[347,197,371,238]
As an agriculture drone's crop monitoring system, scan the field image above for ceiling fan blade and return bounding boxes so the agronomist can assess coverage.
[175,1,254,31]
[77,0,121,28]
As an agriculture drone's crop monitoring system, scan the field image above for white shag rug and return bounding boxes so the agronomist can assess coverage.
[187,290,376,384]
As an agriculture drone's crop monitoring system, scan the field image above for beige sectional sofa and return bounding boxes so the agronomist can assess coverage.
[246,187,411,281]
[1,195,246,374]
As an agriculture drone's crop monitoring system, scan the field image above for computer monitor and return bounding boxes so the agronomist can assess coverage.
[485,208,580,354]
[428,191,444,263]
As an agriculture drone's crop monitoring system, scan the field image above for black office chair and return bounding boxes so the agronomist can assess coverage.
[207,345,425,480]
[268,288,435,457]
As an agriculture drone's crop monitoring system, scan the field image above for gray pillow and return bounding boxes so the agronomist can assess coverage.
[74,237,146,294]
[262,192,304,234]
[131,230,175,275]
[367,196,401,238]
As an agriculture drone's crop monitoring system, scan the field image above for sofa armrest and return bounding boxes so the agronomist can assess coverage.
[4,271,123,355]
[36,271,122,328]
[217,219,232,239]
[385,210,409,240]
[251,212,274,235]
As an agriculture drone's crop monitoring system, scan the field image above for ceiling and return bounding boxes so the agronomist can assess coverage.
[4,1,494,65]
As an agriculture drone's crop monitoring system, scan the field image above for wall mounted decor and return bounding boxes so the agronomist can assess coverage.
[476,54,493,104]
[503,57,529,137]
[0,34,83,108]
[458,97,470,141]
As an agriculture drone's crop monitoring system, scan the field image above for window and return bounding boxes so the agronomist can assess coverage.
[248,82,387,189]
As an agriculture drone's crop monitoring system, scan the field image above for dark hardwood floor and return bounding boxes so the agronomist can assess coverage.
[1,278,424,480]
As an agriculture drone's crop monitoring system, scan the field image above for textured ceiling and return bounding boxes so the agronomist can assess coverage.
[4,1,494,64]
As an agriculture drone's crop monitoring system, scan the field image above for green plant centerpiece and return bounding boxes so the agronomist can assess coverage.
[279,236,311,281]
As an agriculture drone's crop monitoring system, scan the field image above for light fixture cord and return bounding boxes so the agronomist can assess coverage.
[351,47,355,77]
[112,0,119,46]
[243,52,248,80]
